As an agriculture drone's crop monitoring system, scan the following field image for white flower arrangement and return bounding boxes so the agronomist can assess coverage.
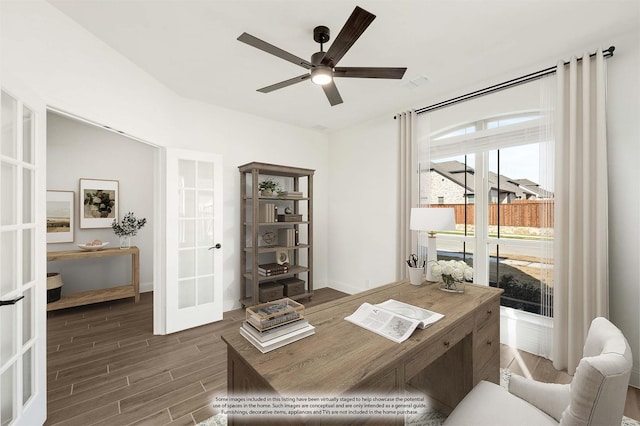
[111,212,147,237]
[429,260,473,290]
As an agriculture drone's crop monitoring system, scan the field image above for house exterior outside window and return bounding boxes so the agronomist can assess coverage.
[419,112,554,319]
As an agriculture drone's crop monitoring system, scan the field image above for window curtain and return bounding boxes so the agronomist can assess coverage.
[397,110,417,280]
[552,49,609,374]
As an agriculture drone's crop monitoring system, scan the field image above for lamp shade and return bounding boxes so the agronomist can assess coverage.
[410,208,455,232]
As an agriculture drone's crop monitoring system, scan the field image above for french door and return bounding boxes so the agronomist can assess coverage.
[0,81,46,425]
[161,148,223,334]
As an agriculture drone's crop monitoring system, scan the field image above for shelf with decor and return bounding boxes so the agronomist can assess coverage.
[238,162,314,308]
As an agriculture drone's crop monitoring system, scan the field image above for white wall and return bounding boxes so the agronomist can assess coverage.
[328,118,398,294]
[46,112,155,294]
[1,0,329,314]
[606,29,640,388]
[329,29,640,386]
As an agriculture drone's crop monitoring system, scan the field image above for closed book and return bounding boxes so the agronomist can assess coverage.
[278,229,295,247]
[258,270,288,277]
[258,266,288,273]
[240,324,315,353]
[242,319,309,342]
[258,263,288,273]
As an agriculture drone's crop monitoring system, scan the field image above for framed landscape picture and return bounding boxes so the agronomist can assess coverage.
[46,190,74,243]
[79,178,119,229]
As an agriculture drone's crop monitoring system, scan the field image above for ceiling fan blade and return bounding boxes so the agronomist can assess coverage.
[322,81,343,106]
[321,6,376,68]
[238,32,312,69]
[257,74,311,93]
[334,67,407,79]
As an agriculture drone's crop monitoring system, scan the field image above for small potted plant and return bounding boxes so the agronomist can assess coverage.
[112,211,147,249]
[258,178,281,197]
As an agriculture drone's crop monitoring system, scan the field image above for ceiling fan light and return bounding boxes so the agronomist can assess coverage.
[311,66,333,85]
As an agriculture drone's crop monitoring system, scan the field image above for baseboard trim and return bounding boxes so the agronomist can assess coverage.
[140,281,153,293]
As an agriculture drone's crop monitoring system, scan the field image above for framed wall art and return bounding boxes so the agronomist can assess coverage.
[79,178,119,228]
[46,190,75,243]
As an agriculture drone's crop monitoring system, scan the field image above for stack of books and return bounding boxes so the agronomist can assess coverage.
[259,203,278,223]
[241,298,314,353]
[278,228,296,247]
[258,262,289,277]
[280,191,303,198]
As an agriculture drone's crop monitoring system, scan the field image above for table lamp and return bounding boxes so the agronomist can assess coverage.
[409,207,456,281]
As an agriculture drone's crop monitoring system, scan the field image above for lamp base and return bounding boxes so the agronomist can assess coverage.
[426,234,437,281]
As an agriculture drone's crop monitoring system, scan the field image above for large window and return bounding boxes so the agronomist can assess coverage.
[419,108,554,318]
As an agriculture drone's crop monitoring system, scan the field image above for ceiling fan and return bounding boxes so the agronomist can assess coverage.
[237,6,407,106]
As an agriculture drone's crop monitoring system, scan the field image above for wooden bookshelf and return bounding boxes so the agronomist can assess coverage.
[238,162,314,307]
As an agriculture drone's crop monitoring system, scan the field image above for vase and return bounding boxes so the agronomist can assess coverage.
[261,189,273,197]
[119,235,131,249]
[438,276,465,293]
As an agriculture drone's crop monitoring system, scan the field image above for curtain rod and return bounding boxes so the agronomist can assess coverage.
[395,45,615,118]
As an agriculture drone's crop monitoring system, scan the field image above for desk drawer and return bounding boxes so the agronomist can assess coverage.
[475,319,499,369]
[475,298,499,331]
[405,316,473,381]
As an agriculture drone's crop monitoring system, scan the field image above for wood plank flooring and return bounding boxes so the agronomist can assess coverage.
[46,289,639,425]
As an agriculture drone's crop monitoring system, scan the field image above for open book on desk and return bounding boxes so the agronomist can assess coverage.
[344,299,444,343]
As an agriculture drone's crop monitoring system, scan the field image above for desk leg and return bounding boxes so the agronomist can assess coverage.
[132,250,140,303]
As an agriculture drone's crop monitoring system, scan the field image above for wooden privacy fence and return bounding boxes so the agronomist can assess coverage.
[431,201,554,228]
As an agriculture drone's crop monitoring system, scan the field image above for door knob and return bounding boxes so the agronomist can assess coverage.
[208,243,222,250]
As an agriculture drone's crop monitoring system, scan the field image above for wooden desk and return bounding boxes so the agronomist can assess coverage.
[46,246,140,311]
[222,280,503,425]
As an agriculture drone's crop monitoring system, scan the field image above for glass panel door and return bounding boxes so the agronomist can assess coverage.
[164,149,223,334]
[0,85,46,425]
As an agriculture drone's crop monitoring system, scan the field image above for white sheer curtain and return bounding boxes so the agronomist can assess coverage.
[553,49,609,374]
[397,110,417,280]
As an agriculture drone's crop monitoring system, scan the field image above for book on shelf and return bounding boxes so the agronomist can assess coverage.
[278,228,295,247]
[258,262,289,273]
[259,203,278,223]
[280,191,303,198]
[240,323,315,353]
[344,299,444,343]
[258,270,288,277]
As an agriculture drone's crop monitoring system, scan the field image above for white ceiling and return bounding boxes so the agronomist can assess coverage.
[47,0,638,132]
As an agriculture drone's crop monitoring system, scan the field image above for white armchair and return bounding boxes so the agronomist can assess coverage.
[444,317,633,426]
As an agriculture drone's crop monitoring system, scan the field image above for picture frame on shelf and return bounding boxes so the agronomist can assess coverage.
[46,190,74,243]
[79,178,118,229]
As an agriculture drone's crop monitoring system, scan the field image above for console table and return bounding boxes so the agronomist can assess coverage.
[222,280,503,425]
[46,246,140,311]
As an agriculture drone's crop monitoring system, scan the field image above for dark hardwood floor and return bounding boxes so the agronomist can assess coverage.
[46,289,639,425]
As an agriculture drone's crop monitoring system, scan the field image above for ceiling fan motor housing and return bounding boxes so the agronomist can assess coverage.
[310,51,326,66]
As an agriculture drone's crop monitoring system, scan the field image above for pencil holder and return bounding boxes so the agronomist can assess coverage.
[407,266,424,286]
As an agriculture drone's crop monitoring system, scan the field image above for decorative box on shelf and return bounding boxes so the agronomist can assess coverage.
[277,214,303,222]
[258,281,284,302]
[246,298,305,331]
[277,277,306,297]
